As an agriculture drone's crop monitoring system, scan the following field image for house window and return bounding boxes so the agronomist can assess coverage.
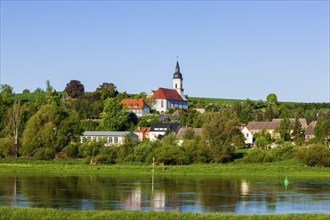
[246,133,249,137]
[161,100,164,108]
[175,84,177,88]
[114,137,118,143]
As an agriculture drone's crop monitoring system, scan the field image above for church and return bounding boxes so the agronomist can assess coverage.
[149,61,188,112]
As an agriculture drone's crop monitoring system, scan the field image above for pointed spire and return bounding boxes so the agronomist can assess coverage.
[173,60,182,79]
[175,61,180,73]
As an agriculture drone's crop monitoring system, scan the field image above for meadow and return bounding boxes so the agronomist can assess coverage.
[1,158,329,179]
[1,207,329,220]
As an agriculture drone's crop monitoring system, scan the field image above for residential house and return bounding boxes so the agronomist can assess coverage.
[176,127,202,144]
[133,127,151,141]
[305,121,317,139]
[240,126,253,146]
[149,123,182,141]
[80,131,138,146]
[121,99,150,117]
[241,118,308,144]
[150,61,188,112]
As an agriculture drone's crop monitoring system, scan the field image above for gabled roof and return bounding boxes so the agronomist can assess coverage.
[150,123,182,132]
[305,121,317,136]
[153,88,186,101]
[176,127,202,140]
[82,131,131,137]
[121,99,147,110]
[134,127,150,133]
[246,118,308,131]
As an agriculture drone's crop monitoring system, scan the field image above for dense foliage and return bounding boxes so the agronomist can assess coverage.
[0,81,329,167]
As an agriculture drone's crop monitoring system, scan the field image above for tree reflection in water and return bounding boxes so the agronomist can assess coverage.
[0,175,329,214]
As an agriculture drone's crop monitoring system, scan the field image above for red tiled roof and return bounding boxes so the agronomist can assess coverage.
[153,88,185,101]
[121,99,146,110]
[134,127,150,133]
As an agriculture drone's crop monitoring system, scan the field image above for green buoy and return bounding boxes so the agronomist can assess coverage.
[284,176,289,189]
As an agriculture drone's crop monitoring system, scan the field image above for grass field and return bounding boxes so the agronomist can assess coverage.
[0,207,329,220]
[1,158,329,179]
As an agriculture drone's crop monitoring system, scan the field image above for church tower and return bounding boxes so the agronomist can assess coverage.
[173,61,184,97]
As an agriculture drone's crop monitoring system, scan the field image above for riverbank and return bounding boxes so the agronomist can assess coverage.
[0,158,329,179]
[1,207,329,220]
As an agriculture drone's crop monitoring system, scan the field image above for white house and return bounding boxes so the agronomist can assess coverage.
[120,98,150,117]
[149,123,182,141]
[150,61,188,112]
[80,131,138,146]
[241,126,253,146]
[241,118,308,145]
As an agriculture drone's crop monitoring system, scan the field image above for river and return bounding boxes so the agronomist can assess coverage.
[0,175,329,214]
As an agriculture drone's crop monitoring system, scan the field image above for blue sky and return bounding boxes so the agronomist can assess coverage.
[1,1,329,102]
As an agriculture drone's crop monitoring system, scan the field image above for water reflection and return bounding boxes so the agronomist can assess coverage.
[0,175,329,214]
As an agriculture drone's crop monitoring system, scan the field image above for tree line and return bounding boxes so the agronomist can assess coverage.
[0,80,329,167]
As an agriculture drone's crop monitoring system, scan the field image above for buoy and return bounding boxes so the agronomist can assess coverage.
[284,176,289,189]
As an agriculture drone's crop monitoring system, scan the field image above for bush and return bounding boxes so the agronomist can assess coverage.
[270,143,295,161]
[134,140,154,163]
[242,148,270,163]
[34,148,55,160]
[295,144,330,167]
[0,136,15,158]
[62,143,80,158]
[78,142,103,157]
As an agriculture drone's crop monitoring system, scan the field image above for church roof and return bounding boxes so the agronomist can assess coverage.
[173,61,182,79]
[153,88,186,101]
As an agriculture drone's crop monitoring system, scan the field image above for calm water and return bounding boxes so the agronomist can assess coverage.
[0,175,329,214]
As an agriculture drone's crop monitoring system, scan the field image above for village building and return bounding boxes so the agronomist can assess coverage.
[241,118,308,145]
[149,61,188,112]
[80,131,138,146]
[120,98,150,117]
[176,127,202,144]
[305,121,317,139]
[149,122,182,141]
[133,127,151,141]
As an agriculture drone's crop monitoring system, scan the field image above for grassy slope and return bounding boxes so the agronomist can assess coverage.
[0,207,329,220]
[0,158,329,179]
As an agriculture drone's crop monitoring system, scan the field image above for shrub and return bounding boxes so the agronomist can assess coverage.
[0,136,14,158]
[62,143,80,158]
[270,143,295,161]
[242,148,270,163]
[295,144,330,167]
[78,142,103,157]
[134,140,154,163]
[34,148,55,160]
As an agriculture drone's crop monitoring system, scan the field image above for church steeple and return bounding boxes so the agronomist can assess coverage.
[173,61,183,79]
[172,60,184,97]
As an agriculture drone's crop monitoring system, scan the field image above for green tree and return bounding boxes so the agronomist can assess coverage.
[0,84,14,103]
[99,98,130,131]
[138,114,160,127]
[314,117,330,145]
[202,110,244,163]
[45,80,54,103]
[266,93,278,106]
[117,134,139,162]
[64,80,85,98]
[292,117,305,145]
[34,88,46,108]
[4,102,22,157]
[95,83,118,101]
[276,118,291,141]
[20,104,81,157]
[254,128,272,148]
